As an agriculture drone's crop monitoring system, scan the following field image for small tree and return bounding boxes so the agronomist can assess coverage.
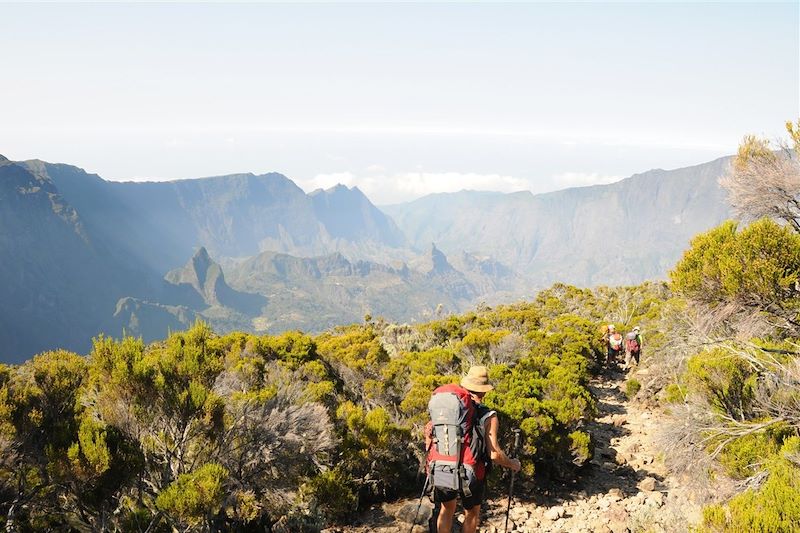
[720,120,800,233]
[670,219,800,336]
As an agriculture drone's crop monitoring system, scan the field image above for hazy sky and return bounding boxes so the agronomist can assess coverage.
[1,2,798,204]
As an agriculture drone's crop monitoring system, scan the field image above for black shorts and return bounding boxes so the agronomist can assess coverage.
[433,478,486,509]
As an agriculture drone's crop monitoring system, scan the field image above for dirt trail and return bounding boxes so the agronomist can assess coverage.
[333,368,703,533]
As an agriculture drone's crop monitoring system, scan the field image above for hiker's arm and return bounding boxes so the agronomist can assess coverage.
[485,415,521,471]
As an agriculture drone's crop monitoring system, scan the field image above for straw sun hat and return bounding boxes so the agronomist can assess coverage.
[460,366,494,393]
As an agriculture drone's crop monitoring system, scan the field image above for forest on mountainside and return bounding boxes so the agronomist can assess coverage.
[1,122,799,532]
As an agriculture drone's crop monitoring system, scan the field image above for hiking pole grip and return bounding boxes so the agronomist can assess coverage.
[504,429,522,533]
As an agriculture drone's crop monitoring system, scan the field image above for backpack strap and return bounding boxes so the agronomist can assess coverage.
[473,405,496,470]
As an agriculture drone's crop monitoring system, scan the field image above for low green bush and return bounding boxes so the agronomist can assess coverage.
[663,383,687,403]
[625,379,641,399]
[700,443,800,532]
[300,467,358,524]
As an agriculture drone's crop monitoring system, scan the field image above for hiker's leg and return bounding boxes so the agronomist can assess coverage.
[462,504,481,533]
[436,499,457,533]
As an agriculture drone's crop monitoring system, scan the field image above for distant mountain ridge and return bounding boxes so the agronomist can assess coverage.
[25,161,408,273]
[383,156,733,286]
[0,153,733,362]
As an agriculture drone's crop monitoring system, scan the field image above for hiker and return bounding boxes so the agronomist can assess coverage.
[425,366,521,533]
[625,326,643,368]
[605,324,624,369]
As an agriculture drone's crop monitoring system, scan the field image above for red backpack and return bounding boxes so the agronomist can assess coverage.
[626,333,640,353]
[609,332,624,351]
[425,384,490,496]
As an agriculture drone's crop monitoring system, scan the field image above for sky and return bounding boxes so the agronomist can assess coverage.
[1,2,798,205]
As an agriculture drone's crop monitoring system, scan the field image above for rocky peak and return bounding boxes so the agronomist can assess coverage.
[165,247,228,306]
[428,243,455,275]
[190,247,213,284]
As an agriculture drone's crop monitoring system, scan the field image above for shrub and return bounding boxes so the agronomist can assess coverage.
[300,468,358,523]
[625,379,641,399]
[686,347,758,421]
[156,463,228,527]
[700,447,800,532]
[716,425,793,480]
[664,383,687,404]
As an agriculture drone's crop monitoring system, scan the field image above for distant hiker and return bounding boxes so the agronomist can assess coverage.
[605,324,624,369]
[425,366,521,533]
[625,326,643,368]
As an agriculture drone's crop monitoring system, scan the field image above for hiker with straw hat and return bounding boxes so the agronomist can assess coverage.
[429,366,521,533]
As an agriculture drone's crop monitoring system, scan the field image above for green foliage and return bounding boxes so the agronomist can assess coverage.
[456,328,511,363]
[686,347,758,421]
[2,284,641,526]
[625,379,641,400]
[300,467,358,523]
[380,347,459,420]
[671,219,800,532]
[716,425,793,480]
[156,462,228,527]
[664,383,687,404]
[317,325,388,371]
[700,439,800,532]
[568,430,593,466]
[670,220,738,300]
[485,321,597,477]
[255,330,317,369]
[701,504,728,532]
[671,219,800,332]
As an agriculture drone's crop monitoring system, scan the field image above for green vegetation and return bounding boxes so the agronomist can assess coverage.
[4,121,799,529]
[625,378,641,400]
[1,281,671,531]
[669,130,800,533]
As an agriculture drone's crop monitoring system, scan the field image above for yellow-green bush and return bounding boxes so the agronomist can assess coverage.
[716,425,793,480]
[664,383,687,403]
[686,347,758,421]
[156,463,228,527]
[625,379,641,399]
[300,467,358,523]
[700,439,800,532]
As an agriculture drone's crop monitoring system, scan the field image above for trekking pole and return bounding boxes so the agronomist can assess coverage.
[503,429,522,533]
[409,473,430,533]
[409,437,435,533]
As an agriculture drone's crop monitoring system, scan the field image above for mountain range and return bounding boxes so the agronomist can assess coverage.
[383,156,732,286]
[0,154,732,362]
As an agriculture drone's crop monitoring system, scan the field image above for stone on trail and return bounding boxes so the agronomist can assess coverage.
[609,521,631,533]
[544,505,566,521]
[608,488,624,500]
[510,506,529,522]
[638,476,657,492]
[396,501,433,525]
[646,491,665,508]
[590,518,613,533]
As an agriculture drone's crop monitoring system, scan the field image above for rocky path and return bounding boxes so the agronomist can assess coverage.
[335,368,703,533]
